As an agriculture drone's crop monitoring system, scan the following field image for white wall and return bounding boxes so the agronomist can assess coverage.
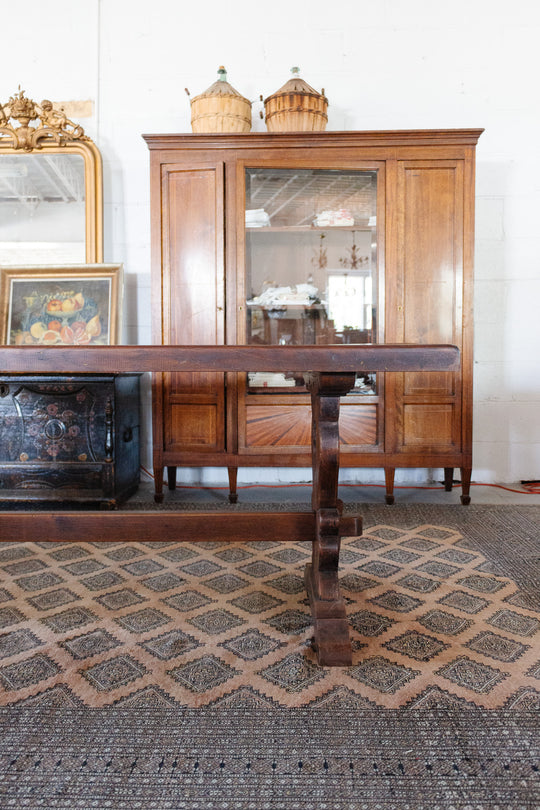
[3,0,540,484]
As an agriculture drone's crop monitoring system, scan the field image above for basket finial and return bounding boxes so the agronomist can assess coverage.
[217,66,227,81]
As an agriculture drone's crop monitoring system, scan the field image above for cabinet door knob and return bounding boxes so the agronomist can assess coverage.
[123,427,133,443]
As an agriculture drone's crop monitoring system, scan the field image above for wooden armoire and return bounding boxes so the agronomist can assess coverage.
[144,130,482,504]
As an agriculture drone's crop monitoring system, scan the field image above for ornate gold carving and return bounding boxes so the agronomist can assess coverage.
[0,88,86,151]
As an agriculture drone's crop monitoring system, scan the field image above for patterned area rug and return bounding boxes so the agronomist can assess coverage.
[0,504,539,809]
[1,504,539,709]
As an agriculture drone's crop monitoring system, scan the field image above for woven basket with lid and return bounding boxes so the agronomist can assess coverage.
[264,67,328,132]
[190,67,252,133]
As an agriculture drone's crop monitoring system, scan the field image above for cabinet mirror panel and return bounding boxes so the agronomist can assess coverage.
[245,167,378,394]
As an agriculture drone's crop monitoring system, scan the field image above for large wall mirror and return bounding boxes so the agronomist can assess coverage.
[0,89,103,265]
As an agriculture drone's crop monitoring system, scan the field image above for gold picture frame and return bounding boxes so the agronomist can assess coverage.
[0,264,123,346]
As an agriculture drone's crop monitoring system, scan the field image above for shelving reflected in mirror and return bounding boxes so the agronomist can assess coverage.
[245,167,378,394]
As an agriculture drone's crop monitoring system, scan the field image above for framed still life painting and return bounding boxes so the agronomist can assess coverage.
[0,264,123,345]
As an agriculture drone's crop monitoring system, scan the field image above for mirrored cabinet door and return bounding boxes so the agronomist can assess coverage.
[244,167,378,395]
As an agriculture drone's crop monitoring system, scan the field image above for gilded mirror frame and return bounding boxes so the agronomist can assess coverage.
[0,88,103,262]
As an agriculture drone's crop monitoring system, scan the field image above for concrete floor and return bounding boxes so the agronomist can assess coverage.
[135,479,540,506]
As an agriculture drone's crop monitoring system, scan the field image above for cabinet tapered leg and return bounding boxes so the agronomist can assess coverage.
[305,372,359,666]
[444,467,454,492]
[385,467,395,505]
[228,467,238,504]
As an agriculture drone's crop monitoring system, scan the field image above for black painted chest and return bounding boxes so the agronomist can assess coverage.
[0,374,140,508]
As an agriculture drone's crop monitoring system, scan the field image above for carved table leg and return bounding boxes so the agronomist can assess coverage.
[305,372,360,666]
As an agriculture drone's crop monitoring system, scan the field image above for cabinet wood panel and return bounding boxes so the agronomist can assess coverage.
[244,403,378,451]
[160,164,225,452]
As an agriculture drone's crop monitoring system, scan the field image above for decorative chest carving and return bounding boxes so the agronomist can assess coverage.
[0,374,140,507]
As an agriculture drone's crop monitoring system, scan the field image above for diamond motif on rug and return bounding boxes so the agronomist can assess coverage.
[15,683,84,707]
[268,547,308,564]
[349,656,419,694]
[180,560,223,577]
[60,629,121,660]
[162,590,214,612]
[15,571,63,591]
[264,610,312,635]
[437,656,508,693]
[417,609,473,636]
[81,571,125,591]
[0,607,25,629]
[358,560,401,578]
[260,653,326,692]
[229,591,284,614]
[115,607,171,633]
[436,548,477,564]
[405,685,477,709]
[0,629,43,659]
[94,588,147,611]
[139,629,200,660]
[40,606,97,633]
[104,546,144,561]
[415,560,460,578]
[188,608,245,635]
[396,573,440,593]
[3,558,46,576]
[488,609,540,637]
[219,629,284,661]
[0,546,32,563]
[381,548,422,564]
[437,590,490,614]
[141,572,185,592]
[213,547,254,563]
[350,537,386,552]
[266,574,305,595]
[62,559,106,576]
[457,575,505,593]
[48,545,90,562]
[504,590,539,611]
[203,573,249,594]
[308,685,378,709]
[339,573,378,592]
[208,686,281,708]
[121,559,164,576]
[349,609,395,637]
[383,630,448,661]
[465,631,529,663]
[168,655,238,692]
[27,587,80,610]
[238,560,282,578]
[369,591,424,613]
[115,685,178,707]
[0,654,61,690]
[158,546,199,562]
[81,655,148,691]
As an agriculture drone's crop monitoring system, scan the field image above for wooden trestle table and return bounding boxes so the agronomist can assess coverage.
[0,345,459,666]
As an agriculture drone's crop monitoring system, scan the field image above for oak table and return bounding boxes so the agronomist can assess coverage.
[0,345,459,666]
